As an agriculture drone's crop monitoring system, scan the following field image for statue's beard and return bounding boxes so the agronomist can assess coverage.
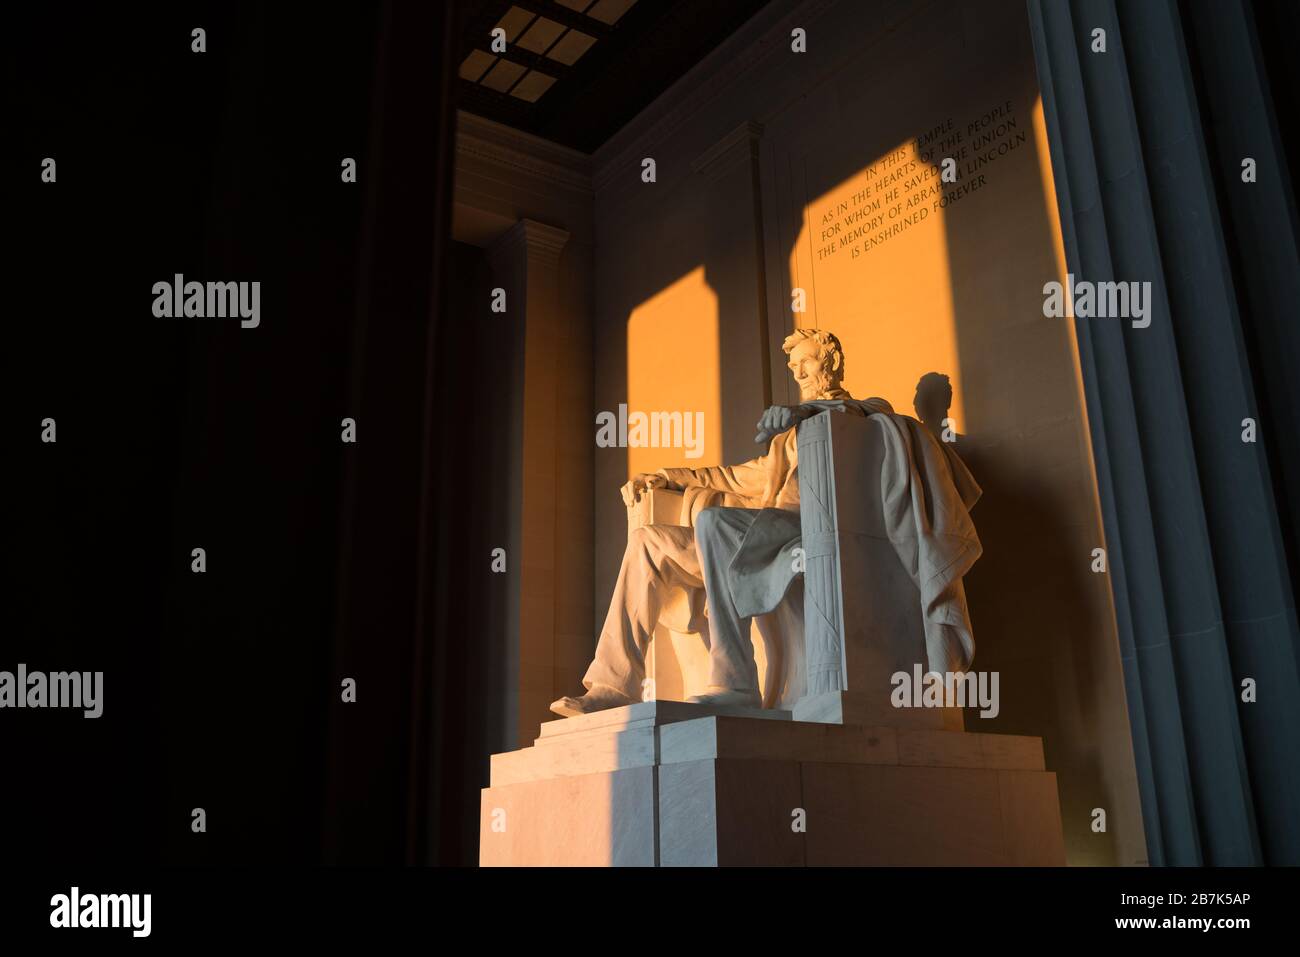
[799,369,838,400]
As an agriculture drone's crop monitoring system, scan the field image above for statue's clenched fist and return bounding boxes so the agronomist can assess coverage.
[754,404,814,444]
[621,472,674,507]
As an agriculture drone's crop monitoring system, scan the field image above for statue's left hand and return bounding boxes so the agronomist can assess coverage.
[621,472,672,507]
[754,404,809,444]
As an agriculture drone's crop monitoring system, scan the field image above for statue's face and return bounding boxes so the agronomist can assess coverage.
[787,338,835,401]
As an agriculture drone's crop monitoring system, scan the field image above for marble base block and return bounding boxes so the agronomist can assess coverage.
[793,690,965,731]
[480,701,1065,866]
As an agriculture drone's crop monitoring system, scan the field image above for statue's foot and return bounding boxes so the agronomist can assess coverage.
[549,683,635,718]
[687,686,762,708]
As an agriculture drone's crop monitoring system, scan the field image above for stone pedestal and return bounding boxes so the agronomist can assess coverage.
[480,701,1065,866]
[792,689,964,731]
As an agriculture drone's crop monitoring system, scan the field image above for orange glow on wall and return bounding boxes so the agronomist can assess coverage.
[626,267,721,477]
[1032,93,1108,540]
[789,141,964,427]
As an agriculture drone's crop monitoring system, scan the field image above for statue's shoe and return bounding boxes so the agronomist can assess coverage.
[549,683,635,718]
[686,686,762,708]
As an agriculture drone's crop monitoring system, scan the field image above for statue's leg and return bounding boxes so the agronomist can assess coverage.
[755,581,805,708]
[578,524,703,701]
[694,507,762,696]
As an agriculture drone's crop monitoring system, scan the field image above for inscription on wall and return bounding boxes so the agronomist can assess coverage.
[813,100,1028,263]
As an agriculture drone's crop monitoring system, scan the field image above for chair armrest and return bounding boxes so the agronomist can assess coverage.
[627,488,687,530]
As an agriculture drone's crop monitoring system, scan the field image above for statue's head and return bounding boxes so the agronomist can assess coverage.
[782,328,845,401]
[913,372,952,429]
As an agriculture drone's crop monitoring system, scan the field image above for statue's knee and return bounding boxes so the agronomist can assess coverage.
[627,525,673,561]
[695,507,722,540]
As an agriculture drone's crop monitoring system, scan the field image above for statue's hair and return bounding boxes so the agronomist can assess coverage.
[782,328,845,379]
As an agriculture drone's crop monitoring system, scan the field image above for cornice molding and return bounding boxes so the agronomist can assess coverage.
[489,218,571,270]
[456,110,594,195]
[692,120,764,183]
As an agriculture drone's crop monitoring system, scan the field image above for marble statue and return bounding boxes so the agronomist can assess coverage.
[551,329,981,717]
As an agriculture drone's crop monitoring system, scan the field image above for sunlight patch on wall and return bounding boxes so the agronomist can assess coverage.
[789,140,963,427]
[626,267,720,477]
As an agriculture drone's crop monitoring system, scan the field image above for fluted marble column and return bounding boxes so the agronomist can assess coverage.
[1028,0,1300,864]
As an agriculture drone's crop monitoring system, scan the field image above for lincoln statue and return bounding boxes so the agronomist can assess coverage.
[551,329,982,717]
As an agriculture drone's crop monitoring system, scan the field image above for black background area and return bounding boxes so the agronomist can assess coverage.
[6,1,479,865]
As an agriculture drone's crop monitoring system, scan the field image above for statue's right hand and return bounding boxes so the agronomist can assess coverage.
[754,404,804,444]
[621,472,669,507]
